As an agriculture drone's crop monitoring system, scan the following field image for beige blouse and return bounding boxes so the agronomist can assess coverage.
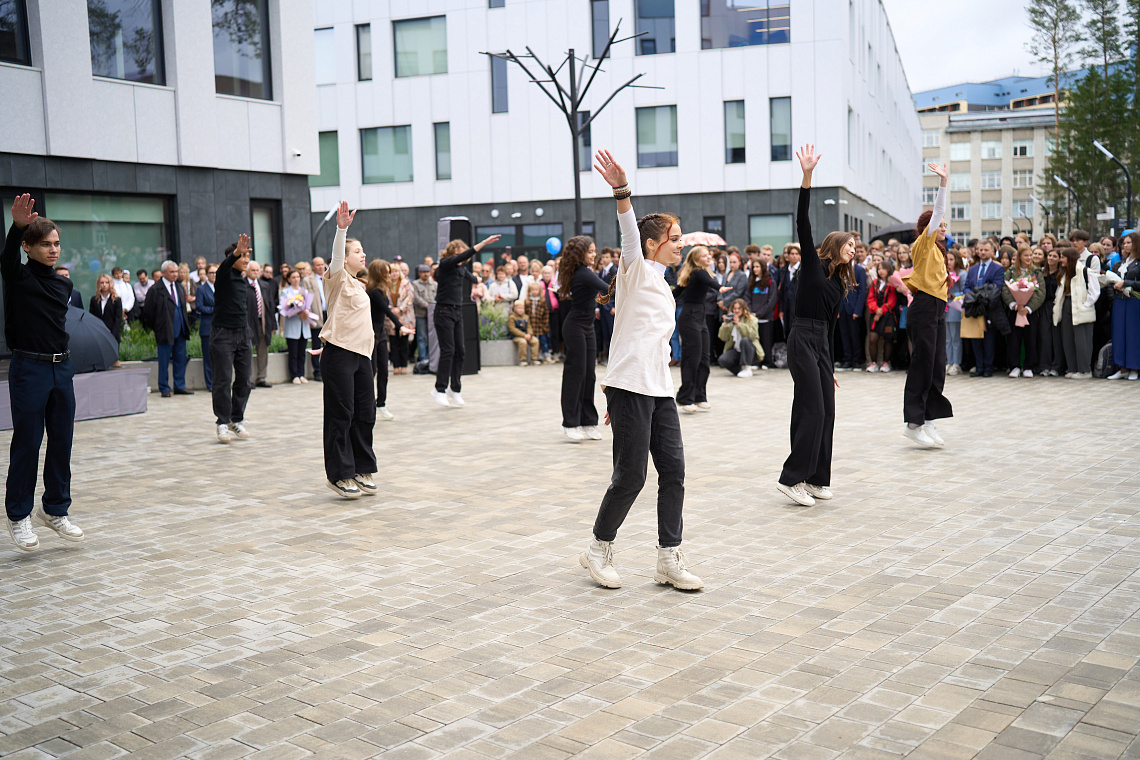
[320,228,374,357]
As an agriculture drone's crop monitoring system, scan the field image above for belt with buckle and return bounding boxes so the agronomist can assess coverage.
[12,349,71,363]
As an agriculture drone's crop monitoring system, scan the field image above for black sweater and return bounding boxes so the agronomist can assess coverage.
[567,265,609,317]
[674,269,718,306]
[368,289,402,342]
[747,274,777,320]
[211,252,248,331]
[436,248,479,306]
[793,186,843,324]
[2,223,72,353]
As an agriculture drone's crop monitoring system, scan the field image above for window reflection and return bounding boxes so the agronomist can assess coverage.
[635,0,674,55]
[213,0,272,99]
[88,0,164,84]
[701,0,790,50]
[1,0,31,64]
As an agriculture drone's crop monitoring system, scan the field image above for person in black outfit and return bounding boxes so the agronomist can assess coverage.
[431,233,500,407]
[748,258,778,367]
[89,273,123,342]
[673,246,717,412]
[3,194,85,551]
[556,237,610,441]
[777,146,857,508]
[208,236,253,443]
[365,259,411,420]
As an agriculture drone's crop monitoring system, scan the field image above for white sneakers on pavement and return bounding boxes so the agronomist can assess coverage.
[216,424,233,443]
[922,421,945,447]
[736,366,753,378]
[229,422,250,439]
[802,484,833,501]
[378,406,395,421]
[903,424,937,448]
[446,389,465,406]
[352,473,377,495]
[655,546,704,590]
[563,426,585,441]
[679,404,698,414]
[695,402,711,411]
[776,482,816,507]
[430,389,450,407]
[327,479,363,499]
[33,506,84,542]
[582,426,603,440]
[1023,369,1034,378]
[579,539,621,588]
[6,517,40,551]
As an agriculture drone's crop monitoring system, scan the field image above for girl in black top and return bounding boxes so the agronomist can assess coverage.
[431,234,500,407]
[777,145,857,508]
[557,237,609,440]
[672,246,717,411]
[748,259,777,368]
[1040,248,1064,376]
[366,259,410,419]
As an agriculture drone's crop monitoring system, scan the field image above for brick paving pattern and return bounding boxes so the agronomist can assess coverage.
[2,365,1138,759]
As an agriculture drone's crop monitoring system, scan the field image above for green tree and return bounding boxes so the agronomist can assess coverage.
[1026,0,1082,131]
[1080,0,1121,79]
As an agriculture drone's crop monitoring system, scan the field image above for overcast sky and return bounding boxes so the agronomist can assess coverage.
[881,0,1049,94]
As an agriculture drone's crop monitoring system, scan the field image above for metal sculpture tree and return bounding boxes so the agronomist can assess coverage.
[484,21,661,236]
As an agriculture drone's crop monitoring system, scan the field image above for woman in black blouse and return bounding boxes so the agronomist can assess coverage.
[673,246,717,412]
[557,236,609,441]
[777,145,857,508]
[89,273,122,342]
[747,258,777,368]
[365,259,412,420]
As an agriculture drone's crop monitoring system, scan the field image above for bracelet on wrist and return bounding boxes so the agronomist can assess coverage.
[613,187,632,200]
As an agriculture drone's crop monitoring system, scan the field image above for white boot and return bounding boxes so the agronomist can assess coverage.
[579,539,621,588]
[654,546,703,590]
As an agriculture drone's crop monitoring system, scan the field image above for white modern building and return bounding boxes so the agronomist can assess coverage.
[309,0,921,260]
[0,0,318,353]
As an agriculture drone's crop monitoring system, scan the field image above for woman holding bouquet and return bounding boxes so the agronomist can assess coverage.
[1001,246,1044,378]
[279,269,314,384]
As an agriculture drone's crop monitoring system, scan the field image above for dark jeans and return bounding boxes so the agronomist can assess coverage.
[201,332,213,390]
[1034,300,1057,372]
[1060,298,1093,374]
[372,337,389,407]
[415,316,429,360]
[706,312,723,362]
[561,314,598,427]
[780,318,834,488]
[718,338,756,374]
[837,314,864,365]
[593,387,685,548]
[1007,312,1038,370]
[311,324,323,378]
[5,355,75,521]
[390,333,410,368]
[156,338,188,392]
[209,325,252,425]
[322,342,376,482]
[678,303,710,405]
[971,330,995,373]
[757,320,774,367]
[903,291,952,426]
[434,304,465,393]
[286,336,308,379]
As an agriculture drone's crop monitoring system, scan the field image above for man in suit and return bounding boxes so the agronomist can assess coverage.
[963,239,1005,377]
[197,263,216,391]
[142,260,193,397]
[55,267,82,307]
[245,260,276,388]
[598,249,617,361]
[305,257,328,380]
[778,245,801,338]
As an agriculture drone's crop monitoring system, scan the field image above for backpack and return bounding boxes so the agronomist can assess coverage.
[1094,342,1117,379]
[772,342,788,369]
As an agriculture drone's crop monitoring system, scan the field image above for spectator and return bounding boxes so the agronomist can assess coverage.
[278,268,313,384]
[963,239,1004,377]
[411,264,436,361]
[540,264,561,359]
[142,260,193,397]
[297,260,327,381]
[1107,231,1140,380]
[717,250,748,314]
[133,268,151,304]
[387,260,415,374]
[747,258,777,368]
[866,259,897,373]
[1039,247,1064,377]
[480,260,494,283]
[111,266,135,321]
[197,263,217,391]
[1053,232,1099,379]
[945,250,966,376]
[89,273,122,342]
[837,250,868,370]
[365,259,409,420]
[245,261,276,388]
[188,256,207,283]
[508,300,541,365]
[523,281,553,362]
[56,266,82,308]
[487,265,518,308]
[1002,246,1044,378]
[778,243,801,337]
[717,298,760,377]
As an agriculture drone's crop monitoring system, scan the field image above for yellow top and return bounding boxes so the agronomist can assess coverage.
[903,227,948,302]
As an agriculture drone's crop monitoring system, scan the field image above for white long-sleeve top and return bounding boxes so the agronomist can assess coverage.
[600,207,676,398]
[319,227,374,357]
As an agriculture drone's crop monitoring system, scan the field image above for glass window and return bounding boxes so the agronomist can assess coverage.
[636,105,678,168]
[1045,137,1055,156]
[922,129,940,147]
[309,131,339,187]
[981,201,1001,219]
[635,0,674,55]
[749,214,792,249]
[213,0,271,99]
[250,202,278,265]
[1012,139,1033,157]
[700,0,790,49]
[489,0,505,6]
[704,216,725,237]
[475,225,517,247]
[981,140,1001,159]
[88,0,165,84]
[950,203,970,221]
[591,0,610,59]
[577,111,592,172]
[950,172,970,191]
[356,24,372,81]
[1012,199,1033,218]
[950,142,970,161]
[724,100,745,164]
[981,171,1001,189]
[361,126,413,184]
[522,224,563,247]
[314,27,334,85]
[770,97,791,161]
[393,16,447,77]
[0,0,30,64]
[922,187,938,205]
[434,122,451,180]
[44,193,169,305]
[583,222,596,236]
[1012,169,1033,188]
[491,54,508,113]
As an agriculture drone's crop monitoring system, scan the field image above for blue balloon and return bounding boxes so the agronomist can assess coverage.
[88,259,102,272]
[546,237,562,255]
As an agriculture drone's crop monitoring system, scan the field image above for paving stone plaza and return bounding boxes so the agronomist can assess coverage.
[2,365,1139,760]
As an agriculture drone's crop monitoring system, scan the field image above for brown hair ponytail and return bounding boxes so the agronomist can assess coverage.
[597,212,679,305]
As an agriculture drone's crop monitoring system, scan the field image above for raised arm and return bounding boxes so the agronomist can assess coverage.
[795,145,820,269]
[330,200,355,276]
[216,233,249,279]
[594,150,640,270]
[925,163,948,237]
[2,194,38,279]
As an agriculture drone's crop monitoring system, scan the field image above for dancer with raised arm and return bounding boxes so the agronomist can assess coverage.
[321,202,378,499]
[776,146,857,508]
[901,162,953,448]
[579,150,703,591]
[209,234,253,443]
[557,236,609,441]
[672,246,716,412]
[431,233,501,407]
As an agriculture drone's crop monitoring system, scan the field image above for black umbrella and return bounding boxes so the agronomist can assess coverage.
[65,305,119,373]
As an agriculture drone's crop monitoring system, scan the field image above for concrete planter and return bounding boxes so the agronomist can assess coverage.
[479,340,517,367]
[122,351,299,391]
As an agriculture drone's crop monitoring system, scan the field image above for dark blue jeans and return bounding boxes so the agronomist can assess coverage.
[201,332,213,390]
[156,339,188,392]
[5,355,75,521]
[972,331,995,373]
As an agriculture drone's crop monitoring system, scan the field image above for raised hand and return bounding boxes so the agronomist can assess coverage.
[594,149,628,188]
[475,234,502,250]
[336,200,355,230]
[796,145,821,174]
[927,162,948,180]
[10,193,38,228]
[233,233,250,258]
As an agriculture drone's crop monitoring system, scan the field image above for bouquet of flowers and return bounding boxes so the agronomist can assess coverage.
[1004,277,1036,327]
[279,289,316,326]
[889,267,915,306]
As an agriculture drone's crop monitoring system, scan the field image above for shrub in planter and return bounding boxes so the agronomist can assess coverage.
[478,302,509,341]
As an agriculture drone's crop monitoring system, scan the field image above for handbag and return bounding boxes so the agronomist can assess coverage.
[961,315,985,339]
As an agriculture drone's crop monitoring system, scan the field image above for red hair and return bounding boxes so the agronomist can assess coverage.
[916,210,946,254]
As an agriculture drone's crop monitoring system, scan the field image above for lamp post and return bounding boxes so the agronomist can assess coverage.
[1093,140,1132,230]
[1054,175,1080,232]
[310,206,337,260]
[1030,193,1050,235]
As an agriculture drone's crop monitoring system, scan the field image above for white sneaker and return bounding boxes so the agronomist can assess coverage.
[299,376,309,384]
[1022,369,1034,378]
[563,426,585,441]
[579,539,621,588]
[866,363,879,373]
[776,482,816,507]
[377,406,395,421]
[327,479,362,499]
[431,389,450,407]
[292,377,302,384]
[803,484,833,501]
[679,404,699,414]
[695,402,711,411]
[903,424,937,448]
[1009,368,1021,378]
[922,421,945,447]
[519,360,529,367]
[654,546,703,590]
[1129,371,1139,381]
[582,426,603,440]
[32,506,84,542]
[446,389,465,406]
[736,366,753,378]
[1074,372,1092,380]
[229,422,250,439]
[6,517,40,551]
[947,364,961,376]
[1107,370,1125,380]
[216,424,233,443]
[880,362,892,373]
[352,473,377,495]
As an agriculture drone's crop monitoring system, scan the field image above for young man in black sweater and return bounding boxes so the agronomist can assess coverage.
[3,194,85,551]
[209,234,253,443]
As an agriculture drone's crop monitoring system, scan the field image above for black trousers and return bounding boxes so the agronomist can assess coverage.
[1034,300,1056,372]
[718,338,756,374]
[561,314,598,427]
[390,333,410,368]
[837,314,864,365]
[322,342,376,482]
[372,337,389,407]
[434,304,465,393]
[286,336,308,379]
[310,323,323,378]
[678,303,710,405]
[593,387,685,548]
[757,320,774,367]
[5,355,74,521]
[779,318,834,488]
[209,325,252,426]
[706,312,723,361]
[1007,312,1038,370]
[903,291,952,426]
